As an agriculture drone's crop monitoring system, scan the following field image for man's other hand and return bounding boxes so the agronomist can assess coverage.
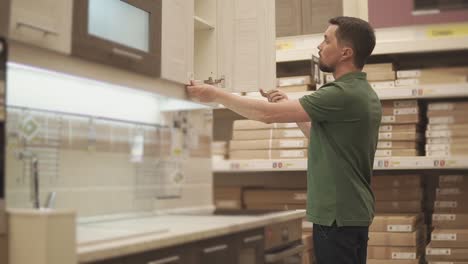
[260,89,289,103]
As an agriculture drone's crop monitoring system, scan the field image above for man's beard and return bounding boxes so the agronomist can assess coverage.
[318,60,334,73]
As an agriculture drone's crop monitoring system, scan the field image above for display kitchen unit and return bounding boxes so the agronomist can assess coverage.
[1,0,468,264]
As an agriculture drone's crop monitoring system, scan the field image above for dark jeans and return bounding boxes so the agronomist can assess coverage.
[312,223,369,264]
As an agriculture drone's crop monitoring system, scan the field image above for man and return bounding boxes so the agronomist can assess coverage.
[187,16,381,264]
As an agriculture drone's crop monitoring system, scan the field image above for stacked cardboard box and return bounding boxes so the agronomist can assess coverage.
[302,231,315,264]
[427,175,468,264]
[426,101,468,157]
[276,75,314,92]
[212,141,228,161]
[368,214,426,264]
[229,120,307,160]
[213,186,242,210]
[377,100,423,157]
[373,175,424,214]
[243,189,307,210]
[396,67,468,87]
[363,63,396,89]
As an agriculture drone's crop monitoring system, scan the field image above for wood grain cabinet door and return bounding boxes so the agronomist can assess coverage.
[217,0,276,92]
[9,0,73,54]
[275,0,302,37]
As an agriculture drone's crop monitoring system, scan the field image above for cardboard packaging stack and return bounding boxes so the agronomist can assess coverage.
[276,75,314,92]
[302,231,316,264]
[212,141,228,161]
[363,63,396,90]
[396,67,468,87]
[213,186,243,210]
[368,214,427,264]
[426,101,468,157]
[243,188,307,210]
[372,175,425,214]
[229,120,307,160]
[377,100,423,157]
[426,174,468,264]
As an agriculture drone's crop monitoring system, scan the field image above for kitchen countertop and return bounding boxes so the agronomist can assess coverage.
[77,209,306,263]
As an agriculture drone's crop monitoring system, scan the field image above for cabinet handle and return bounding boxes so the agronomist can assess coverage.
[243,234,263,244]
[147,255,180,264]
[112,48,143,60]
[16,22,58,36]
[203,244,228,254]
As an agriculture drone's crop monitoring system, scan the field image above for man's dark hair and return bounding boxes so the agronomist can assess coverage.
[329,16,376,69]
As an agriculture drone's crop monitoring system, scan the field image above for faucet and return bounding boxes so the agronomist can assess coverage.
[15,150,56,209]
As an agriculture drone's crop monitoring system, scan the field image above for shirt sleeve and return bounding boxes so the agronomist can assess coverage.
[298,84,346,122]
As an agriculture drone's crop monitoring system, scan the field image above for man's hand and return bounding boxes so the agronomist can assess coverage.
[186,80,219,102]
[260,89,289,103]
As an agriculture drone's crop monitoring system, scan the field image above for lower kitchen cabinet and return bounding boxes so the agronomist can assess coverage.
[89,228,265,264]
[235,229,265,264]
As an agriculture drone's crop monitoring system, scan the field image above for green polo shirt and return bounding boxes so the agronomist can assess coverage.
[298,71,382,227]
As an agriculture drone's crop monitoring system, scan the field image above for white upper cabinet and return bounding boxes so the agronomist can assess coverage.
[161,0,194,84]
[217,0,276,93]
[9,0,73,54]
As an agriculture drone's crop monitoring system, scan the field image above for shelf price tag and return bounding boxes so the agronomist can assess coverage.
[411,88,424,97]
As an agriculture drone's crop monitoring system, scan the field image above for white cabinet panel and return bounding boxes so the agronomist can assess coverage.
[217,0,276,92]
[9,0,72,54]
[162,0,194,84]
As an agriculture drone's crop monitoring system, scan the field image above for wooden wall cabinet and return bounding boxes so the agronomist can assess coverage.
[9,0,73,54]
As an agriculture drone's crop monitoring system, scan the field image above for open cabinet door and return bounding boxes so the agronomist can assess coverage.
[217,0,276,93]
[161,0,194,84]
[0,37,7,264]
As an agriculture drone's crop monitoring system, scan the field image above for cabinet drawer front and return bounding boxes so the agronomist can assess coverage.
[9,0,73,54]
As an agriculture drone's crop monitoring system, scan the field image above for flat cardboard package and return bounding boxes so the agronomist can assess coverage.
[426,242,468,261]
[426,129,468,138]
[431,229,468,248]
[428,123,468,131]
[382,115,421,124]
[375,149,421,157]
[382,100,418,109]
[379,124,420,133]
[375,201,422,214]
[367,246,421,260]
[232,128,304,140]
[367,259,420,264]
[278,85,312,93]
[426,144,468,152]
[382,107,420,116]
[230,138,308,150]
[244,189,307,205]
[233,120,297,130]
[434,200,468,213]
[428,137,468,145]
[427,149,468,157]
[428,115,468,124]
[277,75,311,87]
[436,188,468,201]
[439,175,468,188]
[229,149,307,159]
[374,188,423,202]
[378,141,419,150]
[368,226,424,246]
[432,213,468,229]
[365,71,396,82]
[214,187,242,210]
[245,203,305,210]
[379,132,423,141]
[370,214,421,232]
[372,175,422,189]
[429,102,468,112]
